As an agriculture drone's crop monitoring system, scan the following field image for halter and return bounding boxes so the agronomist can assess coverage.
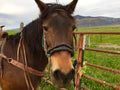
[42,30,74,57]
[47,43,74,56]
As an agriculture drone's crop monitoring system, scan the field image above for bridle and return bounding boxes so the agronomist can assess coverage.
[47,43,74,56]
[47,29,78,56]
[43,29,75,57]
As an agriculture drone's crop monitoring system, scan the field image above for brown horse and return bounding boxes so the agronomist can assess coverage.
[0,0,78,90]
[0,26,8,39]
[0,26,8,46]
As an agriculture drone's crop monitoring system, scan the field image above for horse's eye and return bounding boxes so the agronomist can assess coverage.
[43,26,48,31]
[72,25,76,31]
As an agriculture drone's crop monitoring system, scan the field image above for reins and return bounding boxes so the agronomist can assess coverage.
[0,54,44,77]
[17,24,34,90]
[0,27,44,90]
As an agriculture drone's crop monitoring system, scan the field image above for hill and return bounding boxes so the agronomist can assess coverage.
[75,15,120,27]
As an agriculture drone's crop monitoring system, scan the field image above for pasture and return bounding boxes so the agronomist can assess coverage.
[7,25,120,90]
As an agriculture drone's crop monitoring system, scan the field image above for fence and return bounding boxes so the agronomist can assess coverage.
[74,32,120,90]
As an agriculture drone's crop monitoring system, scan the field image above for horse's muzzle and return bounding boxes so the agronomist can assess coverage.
[53,69,75,85]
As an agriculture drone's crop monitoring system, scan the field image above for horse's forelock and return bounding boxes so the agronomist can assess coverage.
[40,4,68,20]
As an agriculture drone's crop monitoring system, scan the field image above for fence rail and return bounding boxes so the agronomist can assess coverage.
[85,62,120,74]
[85,48,120,55]
[82,74,120,89]
[74,32,120,90]
[74,32,120,35]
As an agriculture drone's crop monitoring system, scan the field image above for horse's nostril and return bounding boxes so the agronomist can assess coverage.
[53,69,75,83]
[53,70,61,80]
[68,69,75,78]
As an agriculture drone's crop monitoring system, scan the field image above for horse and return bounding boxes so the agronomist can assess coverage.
[0,26,8,47]
[0,26,5,31]
[0,26,8,39]
[0,0,78,90]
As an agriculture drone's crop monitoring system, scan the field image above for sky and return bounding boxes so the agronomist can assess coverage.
[0,0,120,29]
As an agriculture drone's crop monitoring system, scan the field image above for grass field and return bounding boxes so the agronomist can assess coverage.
[7,30,19,35]
[6,26,120,90]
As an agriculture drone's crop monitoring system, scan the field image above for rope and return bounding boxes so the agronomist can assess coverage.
[20,49,30,90]
[17,23,34,90]
[0,38,6,78]
[17,22,24,61]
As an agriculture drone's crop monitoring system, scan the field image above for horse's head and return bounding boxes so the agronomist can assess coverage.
[35,0,78,88]
[0,26,8,39]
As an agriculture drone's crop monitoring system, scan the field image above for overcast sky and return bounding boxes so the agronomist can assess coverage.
[0,0,120,29]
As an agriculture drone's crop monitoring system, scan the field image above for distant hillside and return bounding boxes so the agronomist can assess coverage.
[74,15,120,27]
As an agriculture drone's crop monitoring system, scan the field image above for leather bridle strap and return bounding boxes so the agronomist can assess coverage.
[47,43,74,56]
[0,54,44,77]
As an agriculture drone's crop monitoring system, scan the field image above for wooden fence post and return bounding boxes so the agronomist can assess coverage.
[86,35,90,47]
[20,22,24,31]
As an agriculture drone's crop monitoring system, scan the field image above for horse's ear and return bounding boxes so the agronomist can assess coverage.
[65,0,78,14]
[1,26,5,28]
[35,0,48,12]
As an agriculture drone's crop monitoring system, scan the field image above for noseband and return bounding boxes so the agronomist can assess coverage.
[47,43,74,56]
[43,31,74,57]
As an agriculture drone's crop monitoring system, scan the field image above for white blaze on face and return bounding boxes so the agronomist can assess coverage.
[50,51,73,74]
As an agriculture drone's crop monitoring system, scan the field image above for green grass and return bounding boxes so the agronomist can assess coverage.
[6,30,19,35]
[78,26,120,32]
[76,26,120,90]
[6,26,120,90]
[81,51,120,90]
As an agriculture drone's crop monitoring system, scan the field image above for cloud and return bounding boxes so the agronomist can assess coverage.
[0,13,17,29]
[0,12,39,29]
[0,0,120,29]
[0,0,39,15]
[0,3,26,15]
[75,0,120,18]
[0,0,40,29]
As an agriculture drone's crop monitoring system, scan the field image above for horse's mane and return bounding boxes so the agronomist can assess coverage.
[22,18,43,52]
[6,18,43,54]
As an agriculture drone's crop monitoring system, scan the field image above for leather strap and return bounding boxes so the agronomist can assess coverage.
[0,54,44,77]
[47,43,74,56]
